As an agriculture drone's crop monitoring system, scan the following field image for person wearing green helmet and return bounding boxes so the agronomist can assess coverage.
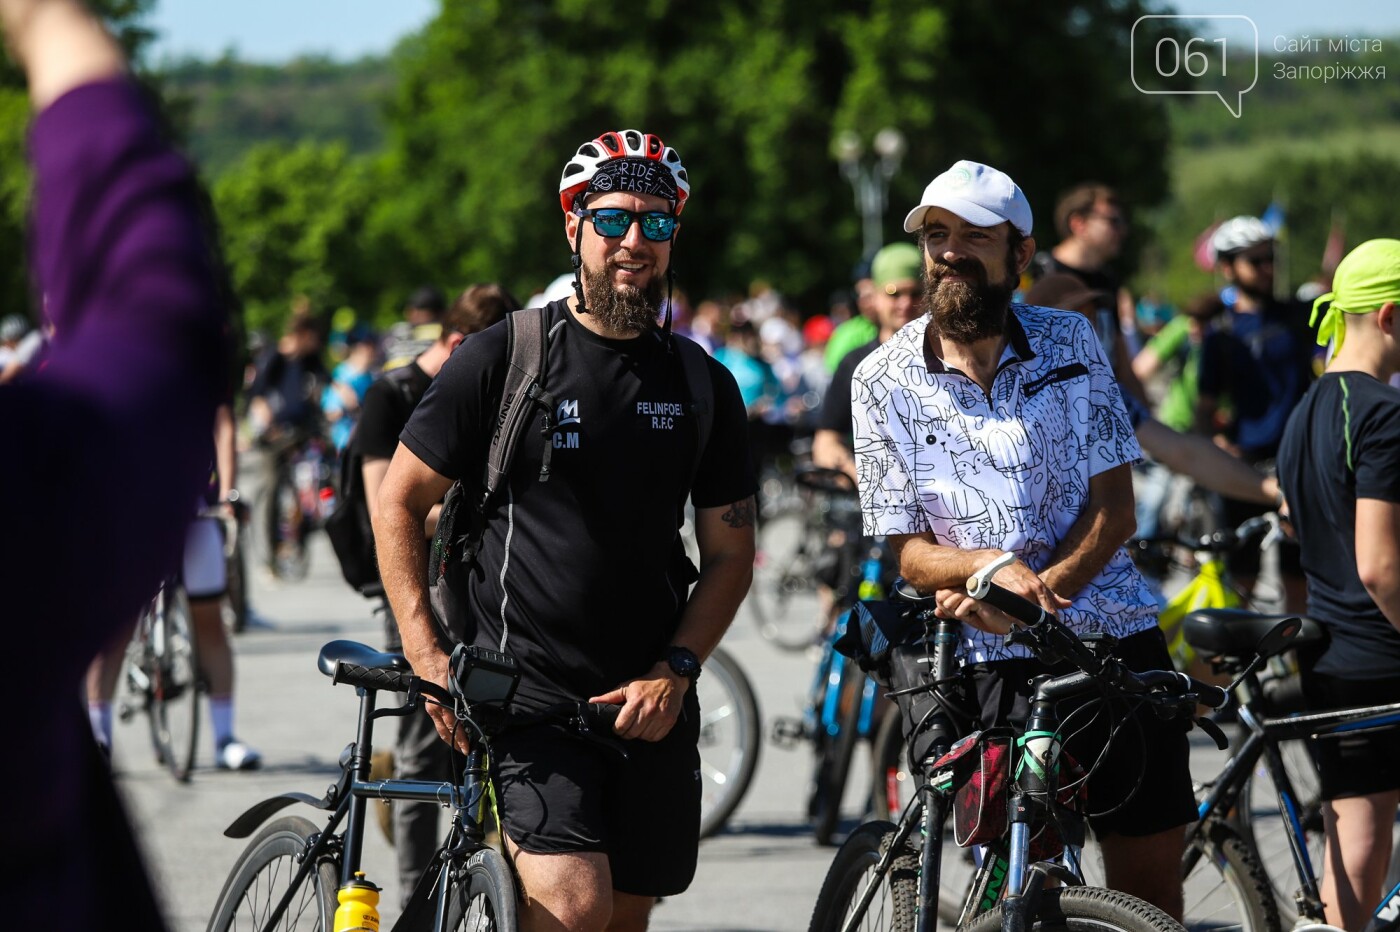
[812,241,923,480]
[1278,238,1400,932]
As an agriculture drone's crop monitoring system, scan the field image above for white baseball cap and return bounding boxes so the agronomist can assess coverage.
[902,160,1033,236]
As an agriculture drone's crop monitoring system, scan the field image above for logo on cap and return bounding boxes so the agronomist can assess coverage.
[948,168,972,189]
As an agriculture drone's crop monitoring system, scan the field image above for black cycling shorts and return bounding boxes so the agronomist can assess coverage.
[491,688,702,898]
[1302,672,1400,800]
[970,626,1197,839]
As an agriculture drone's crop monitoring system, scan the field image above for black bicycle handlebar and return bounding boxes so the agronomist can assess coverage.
[965,579,1229,713]
[1133,513,1278,555]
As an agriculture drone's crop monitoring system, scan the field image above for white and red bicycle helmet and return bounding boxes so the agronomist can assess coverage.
[558,129,691,215]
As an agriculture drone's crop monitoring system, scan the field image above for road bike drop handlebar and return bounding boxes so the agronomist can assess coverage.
[964,560,1230,725]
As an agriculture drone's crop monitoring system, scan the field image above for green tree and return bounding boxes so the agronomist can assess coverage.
[212,141,383,334]
[377,0,1185,309]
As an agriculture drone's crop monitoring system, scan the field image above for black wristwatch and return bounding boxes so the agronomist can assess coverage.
[666,646,702,683]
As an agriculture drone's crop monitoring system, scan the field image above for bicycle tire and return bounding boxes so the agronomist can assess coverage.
[867,709,974,926]
[811,669,864,846]
[268,469,309,581]
[1234,735,1322,924]
[1181,818,1280,932]
[961,885,1183,932]
[748,508,826,651]
[149,583,201,782]
[697,645,762,839]
[444,847,518,931]
[224,525,250,634]
[206,815,339,932]
[807,820,917,932]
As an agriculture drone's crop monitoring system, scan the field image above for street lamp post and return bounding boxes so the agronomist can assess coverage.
[834,127,906,259]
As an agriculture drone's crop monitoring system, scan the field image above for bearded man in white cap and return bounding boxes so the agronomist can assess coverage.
[851,161,1192,918]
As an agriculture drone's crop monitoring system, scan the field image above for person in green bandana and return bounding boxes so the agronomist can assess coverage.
[1278,238,1400,932]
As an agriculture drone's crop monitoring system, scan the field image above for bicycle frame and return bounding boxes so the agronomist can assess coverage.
[228,684,493,931]
[1192,678,1400,926]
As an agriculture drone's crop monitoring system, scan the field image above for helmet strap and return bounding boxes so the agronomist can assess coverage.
[570,219,589,315]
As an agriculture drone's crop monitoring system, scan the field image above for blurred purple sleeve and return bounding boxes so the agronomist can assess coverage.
[0,78,225,671]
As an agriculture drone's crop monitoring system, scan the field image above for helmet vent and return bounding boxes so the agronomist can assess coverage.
[624,130,642,149]
[579,144,600,158]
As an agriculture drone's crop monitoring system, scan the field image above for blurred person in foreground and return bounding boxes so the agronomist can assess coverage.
[1278,239,1400,932]
[0,0,225,926]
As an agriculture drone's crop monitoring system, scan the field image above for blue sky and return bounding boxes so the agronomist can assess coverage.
[141,0,1400,64]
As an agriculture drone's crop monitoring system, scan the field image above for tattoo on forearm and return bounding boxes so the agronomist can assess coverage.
[722,498,756,529]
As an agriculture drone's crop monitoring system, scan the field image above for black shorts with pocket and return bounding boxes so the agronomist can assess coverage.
[491,688,702,897]
[970,626,1197,839]
[1302,672,1400,801]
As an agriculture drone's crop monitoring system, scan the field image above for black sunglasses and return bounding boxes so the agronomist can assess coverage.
[1239,251,1275,268]
[573,208,678,242]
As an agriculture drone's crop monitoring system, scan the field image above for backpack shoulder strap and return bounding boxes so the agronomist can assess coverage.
[673,335,714,491]
[483,306,554,505]
[383,363,420,406]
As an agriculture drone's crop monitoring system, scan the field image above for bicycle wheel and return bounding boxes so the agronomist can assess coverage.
[1232,735,1320,923]
[697,645,762,839]
[1181,818,1279,932]
[224,524,250,634]
[961,886,1183,932]
[445,847,518,931]
[808,821,917,932]
[206,816,339,932]
[811,669,864,846]
[868,709,974,926]
[148,583,201,782]
[748,508,825,651]
[267,468,309,581]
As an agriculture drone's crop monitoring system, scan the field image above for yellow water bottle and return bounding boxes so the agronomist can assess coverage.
[334,872,380,932]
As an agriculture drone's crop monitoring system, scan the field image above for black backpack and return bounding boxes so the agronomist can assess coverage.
[325,366,419,596]
[427,306,714,644]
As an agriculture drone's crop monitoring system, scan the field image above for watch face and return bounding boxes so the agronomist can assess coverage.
[669,647,701,679]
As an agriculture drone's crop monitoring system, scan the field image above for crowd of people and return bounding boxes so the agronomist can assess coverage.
[5,3,1399,931]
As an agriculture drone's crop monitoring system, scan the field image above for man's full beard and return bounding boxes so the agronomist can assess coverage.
[920,256,1016,344]
[582,261,664,334]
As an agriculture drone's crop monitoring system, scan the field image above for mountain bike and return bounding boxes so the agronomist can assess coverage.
[1182,608,1400,930]
[119,576,202,782]
[809,567,1293,932]
[773,538,894,845]
[207,639,621,931]
[263,431,336,581]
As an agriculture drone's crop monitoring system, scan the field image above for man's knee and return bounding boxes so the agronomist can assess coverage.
[512,845,614,932]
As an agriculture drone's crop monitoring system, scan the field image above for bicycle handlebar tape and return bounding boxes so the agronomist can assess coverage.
[333,661,418,694]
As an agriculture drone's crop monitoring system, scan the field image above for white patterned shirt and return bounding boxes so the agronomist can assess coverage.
[851,305,1158,662]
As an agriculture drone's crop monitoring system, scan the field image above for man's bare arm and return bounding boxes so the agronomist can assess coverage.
[894,533,1069,633]
[365,454,441,536]
[1356,498,1400,635]
[1038,463,1137,599]
[372,443,460,748]
[811,429,857,481]
[1136,418,1278,506]
[590,496,756,742]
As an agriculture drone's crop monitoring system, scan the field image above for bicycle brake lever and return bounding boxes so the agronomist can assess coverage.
[1195,714,1230,751]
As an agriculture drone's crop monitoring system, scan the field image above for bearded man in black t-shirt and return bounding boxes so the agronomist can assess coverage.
[375,130,756,931]
[359,283,520,909]
[1278,239,1400,932]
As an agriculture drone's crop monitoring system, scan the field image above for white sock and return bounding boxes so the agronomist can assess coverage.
[209,696,235,748]
[88,702,113,748]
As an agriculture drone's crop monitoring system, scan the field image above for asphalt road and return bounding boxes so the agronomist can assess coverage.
[111,526,1244,931]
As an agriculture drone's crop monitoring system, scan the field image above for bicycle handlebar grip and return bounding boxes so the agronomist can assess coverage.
[965,577,1047,626]
[1191,678,1230,709]
[333,661,418,695]
[586,702,624,732]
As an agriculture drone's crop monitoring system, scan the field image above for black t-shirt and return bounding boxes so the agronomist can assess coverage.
[248,348,328,429]
[401,301,756,707]
[1278,371,1400,677]
[358,362,433,460]
[818,338,879,446]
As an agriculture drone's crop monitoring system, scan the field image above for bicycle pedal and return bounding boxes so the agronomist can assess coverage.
[770,717,809,747]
